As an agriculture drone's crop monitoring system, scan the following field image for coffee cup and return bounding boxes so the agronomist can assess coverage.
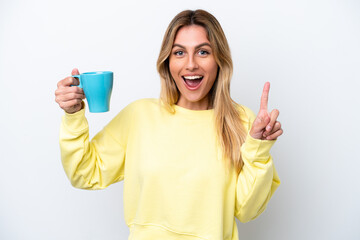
[72,71,113,113]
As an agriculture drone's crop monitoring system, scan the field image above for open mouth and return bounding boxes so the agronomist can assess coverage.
[182,75,204,88]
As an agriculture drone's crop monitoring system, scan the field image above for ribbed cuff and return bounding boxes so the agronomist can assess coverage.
[241,132,276,161]
[62,105,88,132]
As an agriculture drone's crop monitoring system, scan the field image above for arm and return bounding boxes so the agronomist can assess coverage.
[235,83,282,222]
[235,130,280,222]
[59,105,131,190]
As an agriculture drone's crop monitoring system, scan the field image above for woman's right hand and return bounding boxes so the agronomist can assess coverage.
[55,68,86,114]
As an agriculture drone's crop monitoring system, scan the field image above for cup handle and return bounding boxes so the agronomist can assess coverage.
[71,75,83,88]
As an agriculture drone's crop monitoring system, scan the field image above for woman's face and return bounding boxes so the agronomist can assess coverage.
[169,25,218,110]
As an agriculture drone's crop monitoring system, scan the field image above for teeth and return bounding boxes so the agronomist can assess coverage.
[183,76,203,80]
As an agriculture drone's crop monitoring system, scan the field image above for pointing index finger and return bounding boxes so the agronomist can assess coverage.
[260,82,270,111]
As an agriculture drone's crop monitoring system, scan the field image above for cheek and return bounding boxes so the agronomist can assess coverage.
[169,58,181,76]
[208,63,218,82]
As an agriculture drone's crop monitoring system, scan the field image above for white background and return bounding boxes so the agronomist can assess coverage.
[1,0,359,239]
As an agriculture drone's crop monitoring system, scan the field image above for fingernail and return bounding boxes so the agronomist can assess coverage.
[266,125,271,131]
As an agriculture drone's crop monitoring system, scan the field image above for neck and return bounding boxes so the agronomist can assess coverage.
[176,96,212,110]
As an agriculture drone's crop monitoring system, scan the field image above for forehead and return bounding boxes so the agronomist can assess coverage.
[173,25,210,46]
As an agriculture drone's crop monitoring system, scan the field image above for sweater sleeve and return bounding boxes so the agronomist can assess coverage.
[59,103,133,190]
[235,106,281,222]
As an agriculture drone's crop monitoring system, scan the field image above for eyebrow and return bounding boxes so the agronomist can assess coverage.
[172,43,212,49]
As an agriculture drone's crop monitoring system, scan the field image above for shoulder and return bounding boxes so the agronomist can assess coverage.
[116,98,161,118]
[128,98,160,107]
[234,103,257,129]
[124,98,161,113]
[105,98,160,130]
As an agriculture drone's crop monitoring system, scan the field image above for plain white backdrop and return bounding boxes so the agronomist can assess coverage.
[1,0,359,239]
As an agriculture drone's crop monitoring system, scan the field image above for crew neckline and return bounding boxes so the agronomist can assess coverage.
[173,104,214,117]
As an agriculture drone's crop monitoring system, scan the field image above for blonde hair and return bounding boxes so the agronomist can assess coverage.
[156,9,247,174]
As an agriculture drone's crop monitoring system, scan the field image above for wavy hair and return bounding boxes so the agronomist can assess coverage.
[156,9,247,174]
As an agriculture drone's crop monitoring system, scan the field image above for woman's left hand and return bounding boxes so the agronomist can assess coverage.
[249,82,283,140]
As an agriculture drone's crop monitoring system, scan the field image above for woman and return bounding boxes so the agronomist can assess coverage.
[55,9,283,240]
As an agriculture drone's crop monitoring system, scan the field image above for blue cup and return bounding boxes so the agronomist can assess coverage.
[72,71,113,113]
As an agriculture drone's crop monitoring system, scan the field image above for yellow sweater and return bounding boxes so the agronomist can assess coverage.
[60,98,280,240]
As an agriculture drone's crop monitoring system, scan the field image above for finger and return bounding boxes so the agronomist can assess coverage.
[264,121,281,138]
[252,113,270,132]
[57,77,80,88]
[263,109,279,136]
[59,99,83,109]
[266,128,283,140]
[265,121,281,137]
[272,121,281,132]
[71,68,80,76]
[260,82,270,111]
[56,92,86,103]
[55,85,84,96]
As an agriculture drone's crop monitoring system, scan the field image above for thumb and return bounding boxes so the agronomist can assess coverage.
[252,115,270,132]
[71,68,80,76]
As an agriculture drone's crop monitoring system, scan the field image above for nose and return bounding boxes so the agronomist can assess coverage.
[185,55,198,71]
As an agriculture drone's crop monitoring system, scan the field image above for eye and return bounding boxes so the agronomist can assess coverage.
[198,49,210,56]
[174,50,184,56]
